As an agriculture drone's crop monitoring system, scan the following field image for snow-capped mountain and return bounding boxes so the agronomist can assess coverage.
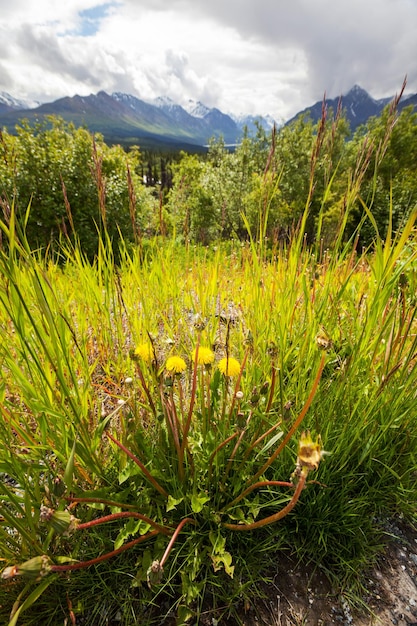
[0,92,40,113]
[0,85,413,149]
[184,99,212,118]
[230,112,277,135]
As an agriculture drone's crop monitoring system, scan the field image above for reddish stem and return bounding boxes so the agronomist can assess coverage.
[136,361,157,417]
[227,347,249,423]
[65,496,137,510]
[51,531,159,571]
[223,472,307,531]
[222,480,294,512]
[106,432,168,498]
[265,365,277,414]
[208,432,239,481]
[251,355,325,483]
[77,511,171,535]
[159,518,197,568]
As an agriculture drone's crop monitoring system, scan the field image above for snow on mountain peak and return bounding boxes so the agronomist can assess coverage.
[184,99,211,118]
[0,91,40,110]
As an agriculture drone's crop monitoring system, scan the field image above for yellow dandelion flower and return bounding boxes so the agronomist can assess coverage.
[193,346,215,366]
[165,356,187,374]
[218,357,241,377]
[134,343,153,363]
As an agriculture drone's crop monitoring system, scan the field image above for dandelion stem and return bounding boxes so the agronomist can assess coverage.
[135,362,157,418]
[222,480,294,512]
[65,496,137,510]
[106,431,168,498]
[223,471,307,530]
[208,432,239,482]
[51,531,159,571]
[178,336,200,475]
[77,511,171,535]
[226,347,249,424]
[265,364,277,414]
[159,518,197,568]
[250,355,325,484]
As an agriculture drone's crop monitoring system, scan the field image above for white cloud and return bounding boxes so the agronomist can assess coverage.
[0,0,416,120]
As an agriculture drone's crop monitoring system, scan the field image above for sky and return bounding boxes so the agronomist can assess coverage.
[0,0,416,122]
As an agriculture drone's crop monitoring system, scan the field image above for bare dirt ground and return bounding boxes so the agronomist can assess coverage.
[239,519,417,626]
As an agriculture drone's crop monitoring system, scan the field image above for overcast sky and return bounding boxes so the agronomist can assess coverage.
[0,0,416,121]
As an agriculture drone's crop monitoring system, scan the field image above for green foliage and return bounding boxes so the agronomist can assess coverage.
[347,105,417,245]
[166,99,417,249]
[1,199,417,622]
[0,117,157,258]
[1,98,417,623]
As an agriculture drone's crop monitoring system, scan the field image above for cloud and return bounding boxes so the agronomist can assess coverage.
[0,0,416,119]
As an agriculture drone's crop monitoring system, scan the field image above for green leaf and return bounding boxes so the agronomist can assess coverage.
[8,577,56,626]
[166,495,184,512]
[190,493,210,513]
[114,518,151,550]
[177,604,194,625]
[210,551,234,577]
[63,439,76,491]
[255,431,284,459]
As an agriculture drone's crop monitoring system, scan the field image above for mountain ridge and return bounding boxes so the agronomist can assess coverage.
[0,90,274,149]
[0,86,416,149]
[287,84,417,130]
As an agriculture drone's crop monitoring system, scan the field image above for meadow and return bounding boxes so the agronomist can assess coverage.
[0,90,417,624]
[1,202,417,625]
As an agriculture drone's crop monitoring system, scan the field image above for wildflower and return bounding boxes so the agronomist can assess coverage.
[134,343,153,363]
[193,346,215,366]
[297,431,325,472]
[218,357,241,377]
[165,356,187,374]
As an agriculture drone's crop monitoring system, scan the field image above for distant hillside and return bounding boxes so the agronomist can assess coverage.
[286,85,417,132]
[1,86,415,149]
[0,91,274,150]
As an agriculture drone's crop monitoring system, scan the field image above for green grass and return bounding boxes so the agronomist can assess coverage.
[0,208,417,624]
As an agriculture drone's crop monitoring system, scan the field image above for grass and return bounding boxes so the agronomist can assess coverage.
[0,212,417,624]
[1,122,417,626]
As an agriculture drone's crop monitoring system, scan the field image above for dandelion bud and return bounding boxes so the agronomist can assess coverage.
[235,390,244,400]
[193,313,207,331]
[260,381,269,395]
[236,412,246,430]
[39,504,54,522]
[46,510,80,535]
[147,560,164,587]
[3,555,53,579]
[1,565,19,580]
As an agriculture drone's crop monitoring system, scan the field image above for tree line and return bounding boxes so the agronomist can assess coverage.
[0,101,416,256]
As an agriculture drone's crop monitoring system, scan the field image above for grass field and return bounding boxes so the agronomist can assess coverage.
[1,207,417,624]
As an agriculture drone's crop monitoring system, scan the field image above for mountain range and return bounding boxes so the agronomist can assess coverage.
[0,90,274,150]
[287,84,417,131]
[0,85,416,150]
